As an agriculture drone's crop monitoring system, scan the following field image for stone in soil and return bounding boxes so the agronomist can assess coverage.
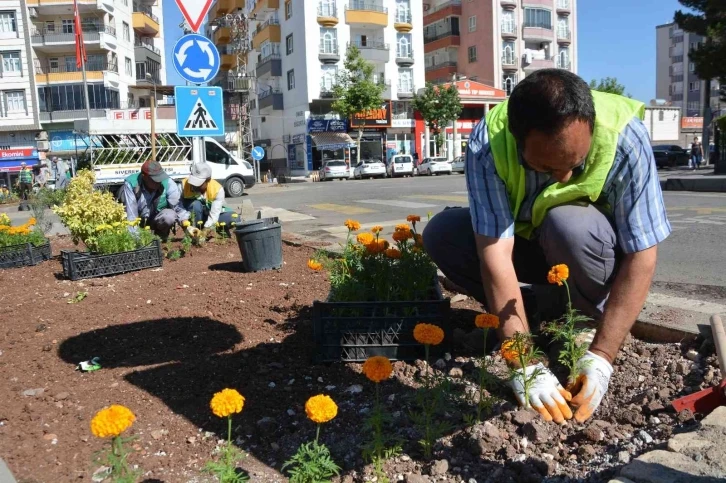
[512,410,536,426]
[582,426,605,442]
[522,421,550,443]
[430,459,449,476]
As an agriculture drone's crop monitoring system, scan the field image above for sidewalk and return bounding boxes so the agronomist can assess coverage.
[659,166,726,193]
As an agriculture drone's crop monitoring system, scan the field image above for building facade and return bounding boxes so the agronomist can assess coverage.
[208,0,425,176]
[423,0,578,95]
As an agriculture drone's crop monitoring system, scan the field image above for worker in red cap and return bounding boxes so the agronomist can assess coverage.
[119,159,190,238]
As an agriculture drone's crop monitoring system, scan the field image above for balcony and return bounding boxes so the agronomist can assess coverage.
[397,83,414,99]
[522,25,554,43]
[250,0,280,17]
[502,56,518,71]
[31,25,116,53]
[394,10,412,32]
[35,60,118,84]
[425,61,457,73]
[348,40,390,63]
[345,2,388,28]
[556,59,571,70]
[557,29,571,44]
[319,43,340,63]
[258,89,283,111]
[133,4,159,36]
[317,4,338,27]
[214,27,232,44]
[501,0,516,9]
[556,0,571,15]
[320,87,336,99]
[396,49,414,66]
[522,56,555,72]
[423,0,461,23]
[39,109,107,123]
[256,53,282,78]
[252,17,281,49]
[210,0,245,18]
[135,70,161,86]
[26,0,113,15]
[134,40,161,61]
[501,22,518,39]
[221,54,237,70]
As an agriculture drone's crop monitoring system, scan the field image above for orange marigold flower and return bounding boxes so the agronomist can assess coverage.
[371,225,383,234]
[27,217,37,226]
[307,259,323,271]
[413,323,445,346]
[500,339,521,363]
[384,247,401,259]
[357,232,375,246]
[305,394,338,424]
[366,239,388,255]
[475,313,500,329]
[210,388,245,418]
[392,230,413,243]
[344,219,361,232]
[406,215,421,223]
[362,356,393,383]
[547,264,569,286]
[90,405,136,438]
[395,223,411,233]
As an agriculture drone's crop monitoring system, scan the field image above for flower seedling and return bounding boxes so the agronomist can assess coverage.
[473,314,500,422]
[502,332,546,410]
[90,405,140,483]
[205,388,248,483]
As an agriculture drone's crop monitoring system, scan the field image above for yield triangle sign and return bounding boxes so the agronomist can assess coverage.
[184,97,218,131]
[175,0,214,33]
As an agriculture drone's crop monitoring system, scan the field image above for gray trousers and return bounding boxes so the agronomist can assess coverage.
[423,205,620,318]
[149,209,178,238]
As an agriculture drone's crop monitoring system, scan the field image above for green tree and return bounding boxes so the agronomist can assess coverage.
[332,46,385,166]
[412,83,463,153]
[675,0,726,101]
[589,77,630,97]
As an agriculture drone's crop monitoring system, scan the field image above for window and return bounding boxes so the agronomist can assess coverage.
[689,62,695,73]
[468,46,477,63]
[319,0,335,17]
[398,68,413,94]
[48,58,59,72]
[287,69,295,90]
[125,57,132,76]
[397,33,411,58]
[523,8,552,29]
[689,81,700,92]
[62,19,74,34]
[285,1,292,20]
[321,65,337,92]
[286,34,293,55]
[45,21,55,33]
[468,16,476,32]
[395,0,410,23]
[659,111,664,122]
[1,51,20,74]
[502,41,515,65]
[0,11,17,34]
[123,0,128,5]
[4,90,25,114]
[37,84,120,111]
[320,27,337,53]
[123,22,130,41]
[503,74,517,96]
[501,10,515,34]
[557,17,569,38]
[558,48,570,69]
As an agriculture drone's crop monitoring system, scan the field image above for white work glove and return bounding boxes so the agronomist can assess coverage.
[508,363,573,423]
[185,226,200,237]
[568,351,613,423]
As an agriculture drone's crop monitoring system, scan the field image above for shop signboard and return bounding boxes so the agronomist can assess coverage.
[350,102,392,128]
[307,119,347,133]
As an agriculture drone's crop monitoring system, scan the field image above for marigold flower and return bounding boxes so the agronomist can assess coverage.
[144,226,151,231]
[210,388,245,418]
[357,232,375,245]
[366,239,388,255]
[362,356,393,383]
[344,219,361,232]
[384,247,401,259]
[371,225,383,234]
[197,220,204,226]
[406,215,421,223]
[392,230,413,243]
[395,223,411,233]
[500,339,521,363]
[475,313,500,329]
[547,264,570,286]
[182,220,190,227]
[413,323,445,346]
[231,213,239,218]
[305,394,338,424]
[27,217,37,226]
[307,259,323,271]
[220,222,227,227]
[90,405,136,438]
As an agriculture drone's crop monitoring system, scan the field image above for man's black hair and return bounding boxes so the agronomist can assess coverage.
[507,69,595,144]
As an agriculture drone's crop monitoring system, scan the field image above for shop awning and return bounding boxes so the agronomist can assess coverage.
[311,132,355,150]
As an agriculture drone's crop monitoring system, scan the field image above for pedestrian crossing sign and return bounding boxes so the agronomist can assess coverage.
[175,86,225,137]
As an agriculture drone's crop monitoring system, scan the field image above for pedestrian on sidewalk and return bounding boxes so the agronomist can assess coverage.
[18,162,33,200]
[690,136,704,170]
[423,69,671,424]
[52,157,70,190]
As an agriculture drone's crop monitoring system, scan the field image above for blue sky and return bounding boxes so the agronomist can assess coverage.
[162,0,685,103]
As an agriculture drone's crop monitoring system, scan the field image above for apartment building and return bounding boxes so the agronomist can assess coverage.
[208,0,425,176]
[423,0,578,95]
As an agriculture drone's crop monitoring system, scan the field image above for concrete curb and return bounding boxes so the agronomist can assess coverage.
[0,458,17,483]
[661,176,726,193]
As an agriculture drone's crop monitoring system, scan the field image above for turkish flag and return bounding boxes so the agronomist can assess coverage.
[73,0,87,69]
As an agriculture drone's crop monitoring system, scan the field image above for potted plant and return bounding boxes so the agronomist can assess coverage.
[0,214,52,269]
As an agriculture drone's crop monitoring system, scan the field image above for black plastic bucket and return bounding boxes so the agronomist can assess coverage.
[234,220,283,272]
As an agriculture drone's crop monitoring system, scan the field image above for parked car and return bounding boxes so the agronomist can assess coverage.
[451,156,465,173]
[386,154,414,178]
[319,160,349,181]
[418,157,452,176]
[652,144,690,168]
[353,159,386,179]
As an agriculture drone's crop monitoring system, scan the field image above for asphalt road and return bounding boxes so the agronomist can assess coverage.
[244,174,726,295]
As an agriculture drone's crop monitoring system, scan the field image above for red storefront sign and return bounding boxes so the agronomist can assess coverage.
[110,109,152,121]
[0,148,36,159]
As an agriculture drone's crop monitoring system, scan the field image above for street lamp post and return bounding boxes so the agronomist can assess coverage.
[146,73,158,161]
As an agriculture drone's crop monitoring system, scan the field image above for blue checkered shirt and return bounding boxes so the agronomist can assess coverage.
[466,116,671,254]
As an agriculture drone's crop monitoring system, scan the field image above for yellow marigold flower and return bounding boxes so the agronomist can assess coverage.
[547,264,569,286]
[371,225,383,234]
[144,226,151,231]
[357,232,375,245]
[413,323,445,346]
[96,225,106,232]
[197,220,203,226]
[406,215,421,223]
[305,394,338,424]
[308,259,323,271]
[90,405,136,438]
[27,217,37,226]
[344,219,361,232]
[362,356,393,383]
[220,222,227,227]
[500,339,521,363]
[182,220,191,227]
[210,388,245,418]
[392,230,413,243]
[384,247,401,259]
[475,313,500,330]
[395,223,411,233]
[231,213,239,218]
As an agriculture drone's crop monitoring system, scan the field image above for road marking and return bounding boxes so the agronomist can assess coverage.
[670,216,725,225]
[647,292,726,315]
[668,207,726,215]
[308,203,376,215]
[407,195,469,203]
[257,207,315,222]
[357,199,438,209]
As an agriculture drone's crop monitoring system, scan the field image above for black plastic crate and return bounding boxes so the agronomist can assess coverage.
[0,239,52,269]
[312,280,451,363]
[61,239,163,281]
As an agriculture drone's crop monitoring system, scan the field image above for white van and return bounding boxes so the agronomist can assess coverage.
[386,154,414,178]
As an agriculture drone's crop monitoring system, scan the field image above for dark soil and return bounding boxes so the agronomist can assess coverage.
[0,235,719,483]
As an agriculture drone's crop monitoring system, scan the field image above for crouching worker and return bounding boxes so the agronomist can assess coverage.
[119,159,190,239]
[181,162,237,232]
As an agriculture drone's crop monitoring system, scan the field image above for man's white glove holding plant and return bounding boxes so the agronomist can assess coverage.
[567,351,613,423]
[507,362,573,423]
